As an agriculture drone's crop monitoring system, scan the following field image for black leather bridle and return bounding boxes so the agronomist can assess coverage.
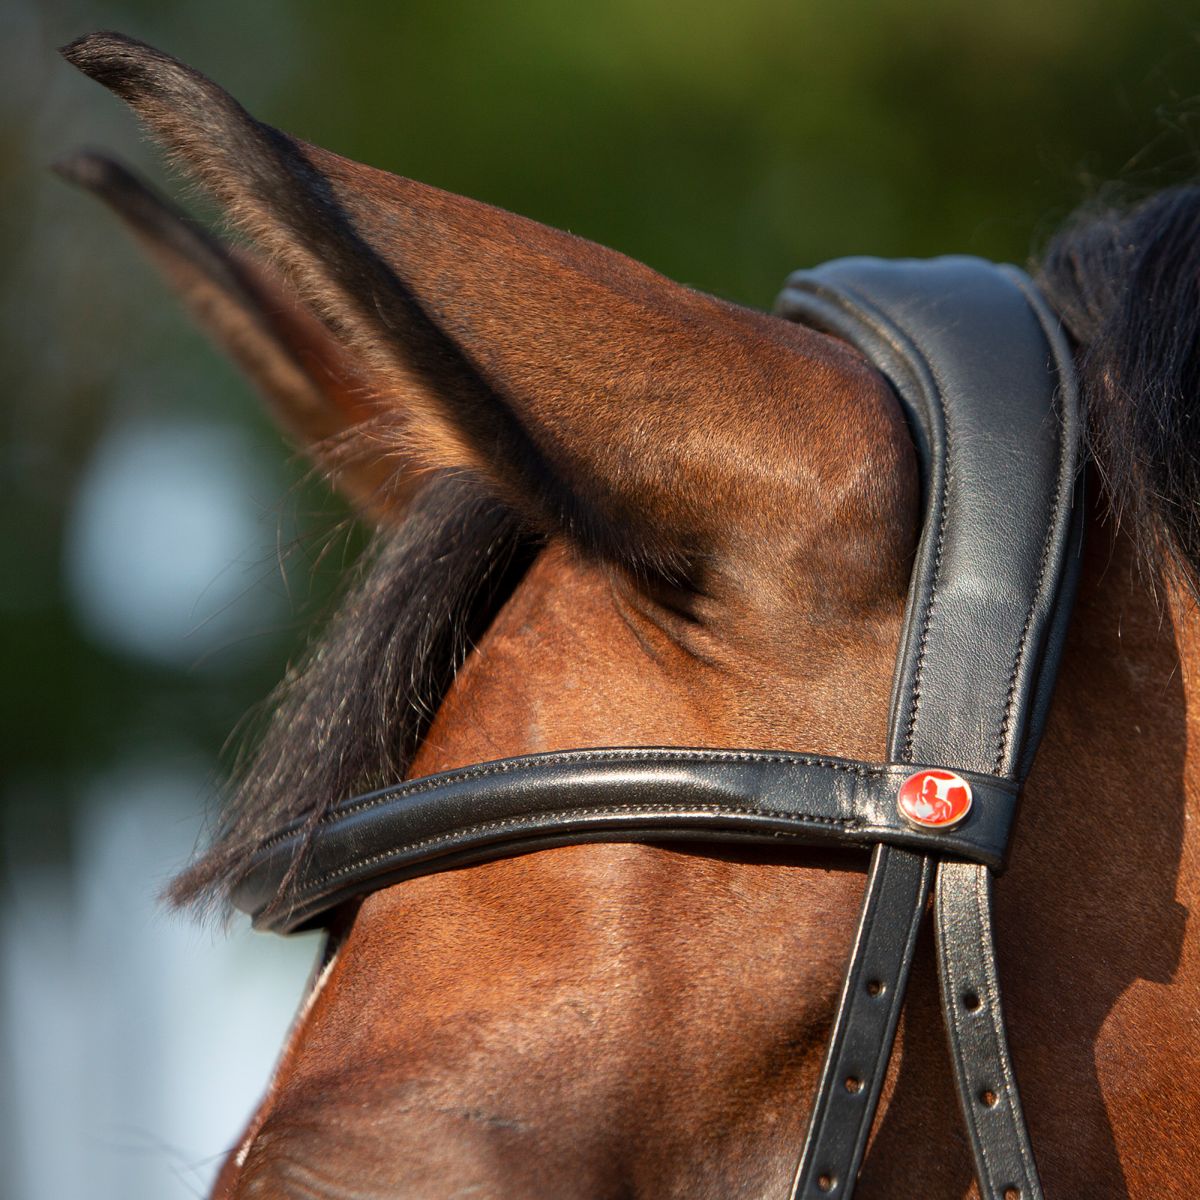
[232,256,1083,1200]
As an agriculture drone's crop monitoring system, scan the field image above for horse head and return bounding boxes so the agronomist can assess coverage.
[60,32,1200,1200]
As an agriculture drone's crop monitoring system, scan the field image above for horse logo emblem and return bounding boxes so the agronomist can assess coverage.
[897,769,973,829]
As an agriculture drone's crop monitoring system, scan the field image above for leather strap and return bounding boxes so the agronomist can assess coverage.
[777,257,1081,1200]
[936,861,1041,1200]
[233,751,1018,932]
[790,846,932,1198]
[776,259,1081,776]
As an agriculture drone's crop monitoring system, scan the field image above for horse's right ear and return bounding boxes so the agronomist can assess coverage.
[62,33,910,595]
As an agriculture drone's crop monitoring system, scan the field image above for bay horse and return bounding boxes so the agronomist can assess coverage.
[60,32,1199,1199]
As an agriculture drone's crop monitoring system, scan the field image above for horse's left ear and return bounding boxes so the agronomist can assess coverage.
[54,153,410,517]
[62,32,912,591]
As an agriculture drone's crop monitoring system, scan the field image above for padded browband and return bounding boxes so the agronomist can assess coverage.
[781,260,1082,782]
[233,256,1082,1200]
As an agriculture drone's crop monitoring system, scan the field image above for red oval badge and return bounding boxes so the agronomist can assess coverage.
[897,769,973,829]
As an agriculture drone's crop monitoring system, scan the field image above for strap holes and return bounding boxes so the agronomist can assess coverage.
[978,1088,999,1108]
[1003,1189,1021,1200]
[844,1075,864,1094]
[865,979,884,997]
[817,1173,836,1192]
[962,990,982,1012]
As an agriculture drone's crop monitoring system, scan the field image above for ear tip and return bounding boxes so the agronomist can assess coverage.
[60,29,149,70]
[59,30,190,102]
[52,148,127,193]
[59,30,126,63]
[52,151,202,256]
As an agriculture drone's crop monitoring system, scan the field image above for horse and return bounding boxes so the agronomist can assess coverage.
[59,31,1200,1200]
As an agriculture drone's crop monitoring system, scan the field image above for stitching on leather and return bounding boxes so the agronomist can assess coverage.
[807,848,925,1173]
[994,294,1071,778]
[823,284,949,763]
[972,865,1005,1188]
[942,866,1004,1190]
[303,802,861,891]
[252,750,876,852]
[903,458,950,762]
[938,870,983,1180]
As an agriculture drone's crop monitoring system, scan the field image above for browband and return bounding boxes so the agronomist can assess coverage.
[234,751,1020,930]
[233,256,1082,1200]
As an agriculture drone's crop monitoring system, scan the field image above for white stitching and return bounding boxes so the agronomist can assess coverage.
[306,802,861,889]
[252,750,876,853]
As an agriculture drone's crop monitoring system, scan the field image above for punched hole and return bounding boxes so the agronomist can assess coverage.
[844,1075,864,1094]
[962,990,982,1012]
[817,1173,836,1192]
[866,979,884,997]
[1003,1188,1021,1200]
[979,1088,999,1108]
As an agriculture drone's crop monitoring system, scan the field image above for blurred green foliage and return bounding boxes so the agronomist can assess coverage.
[4,0,1200,868]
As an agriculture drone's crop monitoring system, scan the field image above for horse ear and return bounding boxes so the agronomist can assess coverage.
[62,33,900,583]
[54,153,412,517]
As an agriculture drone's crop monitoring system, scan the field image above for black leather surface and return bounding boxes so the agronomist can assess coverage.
[778,257,1080,1200]
[234,751,1017,932]
[777,258,1080,780]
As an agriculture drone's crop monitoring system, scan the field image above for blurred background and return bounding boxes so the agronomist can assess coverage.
[4,1,1200,1196]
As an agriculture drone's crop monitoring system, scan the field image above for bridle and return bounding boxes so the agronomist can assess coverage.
[233,256,1082,1199]
[232,256,1083,1200]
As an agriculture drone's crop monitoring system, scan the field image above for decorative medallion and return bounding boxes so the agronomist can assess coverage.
[897,768,973,829]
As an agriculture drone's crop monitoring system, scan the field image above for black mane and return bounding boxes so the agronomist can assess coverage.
[1036,186,1200,597]
[173,188,1200,913]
